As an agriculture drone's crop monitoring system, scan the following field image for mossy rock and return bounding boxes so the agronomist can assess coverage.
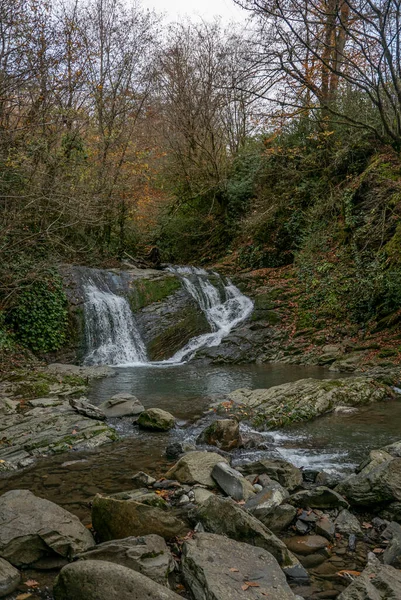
[137,408,175,432]
[129,275,181,311]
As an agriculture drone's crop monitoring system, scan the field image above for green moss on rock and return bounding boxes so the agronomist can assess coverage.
[129,276,181,311]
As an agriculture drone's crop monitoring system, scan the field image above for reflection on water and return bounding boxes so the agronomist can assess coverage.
[0,363,400,524]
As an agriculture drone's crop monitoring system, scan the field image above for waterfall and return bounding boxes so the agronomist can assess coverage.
[83,281,148,366]
[81,266,253,366]
[165,266,254,363]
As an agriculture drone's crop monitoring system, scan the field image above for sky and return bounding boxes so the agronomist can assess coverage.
[141,0,247,23]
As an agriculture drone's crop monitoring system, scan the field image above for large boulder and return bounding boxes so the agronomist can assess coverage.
[337,556,401,599]
[222,376,394,429]
[336,455,401,506]
[288,486,349,509]
[92,493,189,542]
[197,419,242,451]
[283,535,329,556]
[238,458,303,491]
[196,495,307,579]
[211,462,255,501]
[335,510,363,536]
[137,408,175,431]
[0,490,94,567]
[0,558,20,598]
[261,504,297,532]
[53,560,182,600]
[182,533,297,600]
[76,535,174,586]
[166,451,229,488]
[99,393,144,418]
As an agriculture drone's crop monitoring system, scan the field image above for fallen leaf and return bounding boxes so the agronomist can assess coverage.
[16,595,32,600]
[229,568,239,572]
[373,548,384,554]
[24,580,39,588]
[244,581,260,587]
[71,429,77,435]
[337,570,361,578]
[85,523,93,529]
[241,584,249,591]
[362,522,373,529]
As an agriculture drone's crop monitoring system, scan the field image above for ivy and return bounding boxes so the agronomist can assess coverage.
[8,273,68,353]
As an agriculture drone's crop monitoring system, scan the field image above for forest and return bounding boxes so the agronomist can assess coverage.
[1,0,401,358]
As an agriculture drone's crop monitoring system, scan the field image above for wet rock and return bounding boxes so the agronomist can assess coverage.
[165,442,184,460]
[91,493,189,542]
[69,397,106,420]
[131,471,156,488]
[197,419,242,451]
[196,495,306,578]
[348,534,356,551]
[315,516,335,541]
[212,462,255,501]
[298,510,318,523]
[137,408,175,431]
[53,560,182,600]
[99,393,144,417]
[335,510,362,536]
[337,555,401,599]
[76,534,174,585]
[283,535,329,556]
[166,451,229,488]
[295,520,309,535]
[182,532,298,600]
[261,504,297,532]
[0,558,20,597]
[315,471,343,488]
[238,458,303,491]
[47,363,115,379]
[336,454,401,506]
[302,469,320,483]
[223,376,393,429]
[0,490,94,567]
[379,501,401,522]
[245,480,289,519]
[0,402,117,469]
[298,553,327,568]
[288,486,349,509]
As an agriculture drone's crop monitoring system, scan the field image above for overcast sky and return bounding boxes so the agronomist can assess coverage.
[141,0,247,23]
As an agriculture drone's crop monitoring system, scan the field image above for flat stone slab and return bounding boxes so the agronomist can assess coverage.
[0,401,117,469]
[212,462,255,501]
[182,533,297,600]
[99,393,144,417]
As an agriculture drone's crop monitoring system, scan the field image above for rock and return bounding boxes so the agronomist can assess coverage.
[245,480,289,519]
[0,399,18,415]
[288,486,349,509]
[69,397,106,420]
[165,442,184,460]
[261,504,297,532]
[283,535,329,556]
[53,559,182,600]
[315,516,335,541]
[196,495,306,578]
[91,493,189,542]
[223,376,393,429]
[336,455,401,506]
[193,488,214,505]
[239,458,303,491]
[166,451,229,488]
[0,558,20,598]
[337,556,401,599]
[47,363,115,379]
[131,472,156,488]
[137,408,175,431]
[380,502,401,522]
[75,534,174,585]
[197,419,242,451]
[0,402,117,469]
[211,462,255,501]
[382,522,401,567]
[335,510,362,536]
[315,471,343,488]
[295,520,309,535]
[99,393,144,417]
[0,490,94,567]
[182,532,297,600]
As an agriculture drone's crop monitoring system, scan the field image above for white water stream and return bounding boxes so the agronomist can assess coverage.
[82,266,253,366]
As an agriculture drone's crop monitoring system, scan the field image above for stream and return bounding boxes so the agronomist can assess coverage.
[1,362,401,526]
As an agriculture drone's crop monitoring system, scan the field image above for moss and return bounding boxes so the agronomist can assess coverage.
[129,275,181,311]
[147,306,209,361]
[378,348,398,357]
[15,380,50,398]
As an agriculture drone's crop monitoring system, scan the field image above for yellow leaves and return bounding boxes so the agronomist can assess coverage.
[337,570,361,578]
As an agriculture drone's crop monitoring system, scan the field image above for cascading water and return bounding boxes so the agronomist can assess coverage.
[83,280,148,366]
[81,266,253,366]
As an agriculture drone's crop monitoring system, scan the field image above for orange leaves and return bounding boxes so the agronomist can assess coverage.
[241,581,260,591]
